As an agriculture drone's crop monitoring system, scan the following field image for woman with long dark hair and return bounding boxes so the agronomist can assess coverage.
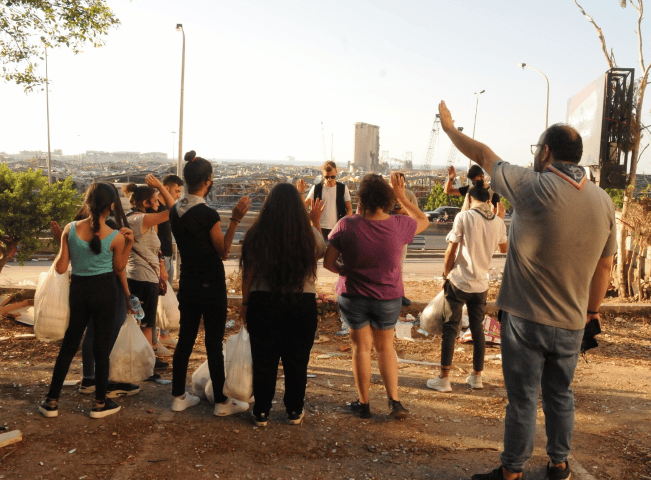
[122,174,175,366]
[169,150,252,416]
[40,183,133,418]
[241,183,325,427]
[323,173,429,419]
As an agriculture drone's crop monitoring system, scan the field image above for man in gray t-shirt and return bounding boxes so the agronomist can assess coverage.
[438,101,616,480]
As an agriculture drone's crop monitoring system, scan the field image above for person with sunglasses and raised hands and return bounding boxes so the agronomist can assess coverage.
[304,161,353,241]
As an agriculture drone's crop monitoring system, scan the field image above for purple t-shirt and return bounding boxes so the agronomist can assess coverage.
[328,214,417,300]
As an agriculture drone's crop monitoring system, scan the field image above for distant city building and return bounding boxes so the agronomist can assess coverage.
[353,122,380,171]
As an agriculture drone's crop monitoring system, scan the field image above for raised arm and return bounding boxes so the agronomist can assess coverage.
[146,174,175,209]
[211,196,251,260]
[444,166,461,196]
[390,172,429,234]
[439,101,501,178]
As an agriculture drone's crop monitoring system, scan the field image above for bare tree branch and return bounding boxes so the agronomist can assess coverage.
[631,0,646,72]
[573,0,616,68]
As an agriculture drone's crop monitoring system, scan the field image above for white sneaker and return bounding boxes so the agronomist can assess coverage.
[159,335,178,347]
[154,343,173,356]
[426,375,452,392]
[171,393,201,412]
[214,398,249,416]
[466,373,484,389]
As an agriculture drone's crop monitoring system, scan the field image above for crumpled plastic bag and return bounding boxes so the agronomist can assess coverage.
[34,265,70,342]
[192,360,210,400]
[223,327,253,402]
[109,315,155,383]
[156,281,180,331]
[420,291,445,336]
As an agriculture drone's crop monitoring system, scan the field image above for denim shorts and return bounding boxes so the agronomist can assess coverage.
[338,295,403,331]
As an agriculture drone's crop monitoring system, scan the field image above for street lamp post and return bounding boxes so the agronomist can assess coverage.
[518,63,549,129]
[171,131,176,163]
[43,40,52,185]
[469,90,485,177]
[176,24,185,178]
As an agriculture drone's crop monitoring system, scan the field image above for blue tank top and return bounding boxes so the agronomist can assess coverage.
[68,221,118,276]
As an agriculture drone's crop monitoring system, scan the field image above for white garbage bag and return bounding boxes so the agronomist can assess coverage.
[420,291,445,336]
[223,328,253,402]
[156,281,180,331]
[191,360,210,400]
[33,264,70,342]
[109,315,155,383]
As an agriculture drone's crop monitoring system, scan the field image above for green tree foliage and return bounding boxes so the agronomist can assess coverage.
[1,1,120,90]
[423,184,464,210]
[0,164,80,273]
[606,187,626,209]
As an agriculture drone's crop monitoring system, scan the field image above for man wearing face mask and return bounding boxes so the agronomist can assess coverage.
[305,161,353,241]
[438,101,616,480]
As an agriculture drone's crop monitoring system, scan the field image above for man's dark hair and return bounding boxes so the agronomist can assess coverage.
[163,174,184,187]
[543,124,583,163]
[468,165,484,180]
[467,179,490,203]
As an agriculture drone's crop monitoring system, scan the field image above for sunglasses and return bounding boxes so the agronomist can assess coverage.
[324,175,336,179]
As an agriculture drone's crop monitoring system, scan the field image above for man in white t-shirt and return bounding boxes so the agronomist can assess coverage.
[305,161,353,240]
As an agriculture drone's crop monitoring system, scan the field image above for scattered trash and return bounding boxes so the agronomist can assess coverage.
[313,335,330,344]
[68,448,76,454]
[155,378,171,385]
[397,358,441,367]
[338,345,351,353]
[395,321,412,340]
[458,315,501,344]
[225,319,236,329]
[416,328,430,337]
[0,430,22,448]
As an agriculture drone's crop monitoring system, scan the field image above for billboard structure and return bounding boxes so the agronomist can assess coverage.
[567,68,635,189]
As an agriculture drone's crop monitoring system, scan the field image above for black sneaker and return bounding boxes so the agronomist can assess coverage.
[154,358,169,370]
[471,466,510,480]
[39,398,58,418]
[90,398,121,419]
[79,378,96,394]
[287,410,305,425]
[349,400,372,419]
[107,382,140,398]
[402,296,412,306]
[252,412,268,427]
[546,461,571,480]
[388,399,410,419]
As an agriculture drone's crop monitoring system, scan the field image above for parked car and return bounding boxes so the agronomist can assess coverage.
[427,206,461,223]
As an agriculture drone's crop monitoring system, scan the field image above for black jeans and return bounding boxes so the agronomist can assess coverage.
[48,273,116,401]
[441,280,487,372]
[247,291,318,416]
[172,278,228,401]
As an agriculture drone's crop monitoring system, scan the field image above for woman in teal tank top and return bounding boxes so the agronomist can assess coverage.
[39,183,134,419]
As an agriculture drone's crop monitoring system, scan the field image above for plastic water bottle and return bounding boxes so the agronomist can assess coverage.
[128,294,145,322]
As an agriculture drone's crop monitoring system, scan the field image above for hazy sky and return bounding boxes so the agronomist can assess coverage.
[1,0,650,172]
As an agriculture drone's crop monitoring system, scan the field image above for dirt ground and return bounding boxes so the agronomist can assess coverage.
[1,281,650,480]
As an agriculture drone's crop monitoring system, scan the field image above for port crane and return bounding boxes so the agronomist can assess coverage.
[423,114,441,171]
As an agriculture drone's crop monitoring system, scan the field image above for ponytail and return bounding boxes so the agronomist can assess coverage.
[83,183,118,255]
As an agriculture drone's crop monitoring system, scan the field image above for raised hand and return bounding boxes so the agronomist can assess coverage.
[296,179,308,195]
[308,198,325,227]
[119,227,134,245]
[232,196,252,222]
[145,174,163,190]
[448,165,456,180]
[438,101,456,133]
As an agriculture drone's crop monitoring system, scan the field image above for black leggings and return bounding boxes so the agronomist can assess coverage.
[47,273,117,401]
[172,278,228,400]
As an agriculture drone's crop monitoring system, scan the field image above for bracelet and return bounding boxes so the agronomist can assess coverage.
[230,217,240,223]
[587,310,599,315]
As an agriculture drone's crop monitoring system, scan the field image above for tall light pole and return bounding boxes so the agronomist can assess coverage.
[518,63,549,129]
[469,90,485,177]
[171,131,176,163]
[42,39,52,184]
[176,24,185,177]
